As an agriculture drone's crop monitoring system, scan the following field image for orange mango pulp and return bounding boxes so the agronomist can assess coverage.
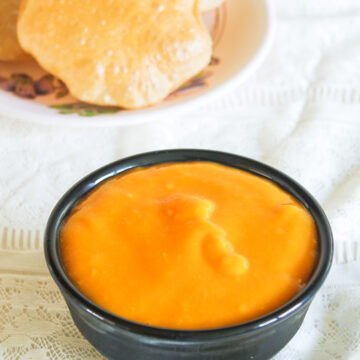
[61,162,317,329]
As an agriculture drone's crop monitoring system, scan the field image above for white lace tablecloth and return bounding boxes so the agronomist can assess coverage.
[1,0,360,359]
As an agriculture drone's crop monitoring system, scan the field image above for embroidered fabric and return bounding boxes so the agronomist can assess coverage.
[0,272,103,359]
[0,248,359,360]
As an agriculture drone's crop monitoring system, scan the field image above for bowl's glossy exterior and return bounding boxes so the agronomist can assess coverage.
[45,149,333,360]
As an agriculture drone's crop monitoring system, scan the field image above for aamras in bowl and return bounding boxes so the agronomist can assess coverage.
[45,150,333,360]
[61,161,316,330]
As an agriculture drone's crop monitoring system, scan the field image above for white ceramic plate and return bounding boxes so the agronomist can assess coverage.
[0,0,274,127]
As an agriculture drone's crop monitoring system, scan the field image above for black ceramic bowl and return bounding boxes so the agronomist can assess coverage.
[45,149,333,360]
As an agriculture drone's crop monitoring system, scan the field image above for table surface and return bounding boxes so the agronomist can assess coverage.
[1,1,360,359]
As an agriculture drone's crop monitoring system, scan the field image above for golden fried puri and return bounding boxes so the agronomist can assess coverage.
[17,0,212,109]
[0,0,27,61]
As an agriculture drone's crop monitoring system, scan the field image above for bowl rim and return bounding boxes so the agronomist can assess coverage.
[0,0,275,128]
[44,149,333,341]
